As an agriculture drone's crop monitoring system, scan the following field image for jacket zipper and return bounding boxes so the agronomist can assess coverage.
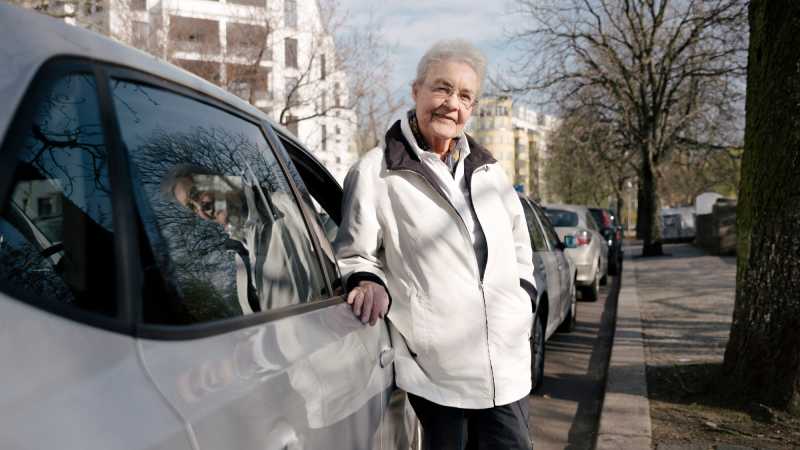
[394,166,497,404]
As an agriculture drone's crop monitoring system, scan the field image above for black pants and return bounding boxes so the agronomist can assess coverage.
[408,394,532,450]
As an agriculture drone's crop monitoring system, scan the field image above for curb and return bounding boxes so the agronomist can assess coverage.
[596,252,652,449]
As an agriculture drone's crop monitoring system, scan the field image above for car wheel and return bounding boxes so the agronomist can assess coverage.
[582,271,600,302]
[558,285,577,333]
[531,313,546,393]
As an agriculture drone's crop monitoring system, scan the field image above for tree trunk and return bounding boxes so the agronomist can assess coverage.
[722,0,800,414]
[638,153,663,256]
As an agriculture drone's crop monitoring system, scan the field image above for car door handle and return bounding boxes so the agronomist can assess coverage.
[379,348,395,368]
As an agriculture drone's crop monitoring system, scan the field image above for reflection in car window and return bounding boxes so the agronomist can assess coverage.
[111,79,327,325]
[520,199,546,252]
[544,208,579,227]
[0,73,117,317]
[534,205,561,250]
[276,135,340,291]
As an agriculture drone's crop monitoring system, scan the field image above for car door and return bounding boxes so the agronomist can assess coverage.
[0,61,191,450]
[275,132,415,450]
[106,73,393,450]
[536,204,572,319]
[520,198,560,336]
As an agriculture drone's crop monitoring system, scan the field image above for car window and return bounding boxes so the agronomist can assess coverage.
[519,198,546,252]
[544,208,578,227]
[585,212,599,231]
[533,204,560,250]
[590,208,611,229]
[274,134,341,292]
[110,79,328,325]
[0,73,117,317]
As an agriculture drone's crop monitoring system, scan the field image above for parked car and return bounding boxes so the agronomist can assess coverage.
[518,195,578,391]
[589,207,624,276]
[0,5,417,449]
[542,204,608,301]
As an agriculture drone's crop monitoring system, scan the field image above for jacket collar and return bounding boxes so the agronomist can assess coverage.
[384,120,496,183]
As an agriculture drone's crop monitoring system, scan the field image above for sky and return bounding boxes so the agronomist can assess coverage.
[336,0,526,104]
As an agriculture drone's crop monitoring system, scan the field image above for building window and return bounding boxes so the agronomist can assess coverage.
[537,113,546,126]
[227,64,270,103]
[227,23,270,61]
[284,0,297,28]
[131,0,147,11]
[168,16,220,54]
[284,38,298,68]
[320,54,326,79]
[132,21,149,49]
[334,82,342,107]
[321,125,327,151]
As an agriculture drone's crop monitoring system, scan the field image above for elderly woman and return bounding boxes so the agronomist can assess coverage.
[334,39,536,449]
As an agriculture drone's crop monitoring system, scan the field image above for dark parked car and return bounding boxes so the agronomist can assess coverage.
[0,4,418,449]
[589,207,624,276]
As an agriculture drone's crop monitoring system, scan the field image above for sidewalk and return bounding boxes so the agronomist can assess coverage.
[596,242,738,450]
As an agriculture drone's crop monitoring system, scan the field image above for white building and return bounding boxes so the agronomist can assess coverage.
[470,95,558,201]
[39,0,357,183]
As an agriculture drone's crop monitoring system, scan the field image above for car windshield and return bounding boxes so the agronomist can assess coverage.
[544,208,579,227]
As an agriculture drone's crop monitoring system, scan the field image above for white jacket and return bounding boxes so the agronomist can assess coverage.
[334,119,536,409]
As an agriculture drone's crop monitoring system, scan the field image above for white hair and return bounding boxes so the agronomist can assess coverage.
[414,39,487,96]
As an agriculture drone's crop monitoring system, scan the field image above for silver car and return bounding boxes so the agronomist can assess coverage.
[543,204,608,301]
[518,196,578,391]
[0,4,416,449]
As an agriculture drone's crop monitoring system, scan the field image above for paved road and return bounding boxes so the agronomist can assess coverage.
[528,272,621,450]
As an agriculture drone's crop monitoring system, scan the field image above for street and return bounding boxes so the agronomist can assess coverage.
[528,273,621,449]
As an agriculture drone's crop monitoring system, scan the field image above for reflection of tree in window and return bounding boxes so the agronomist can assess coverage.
[110,80,328,325]
[0,73,116,316]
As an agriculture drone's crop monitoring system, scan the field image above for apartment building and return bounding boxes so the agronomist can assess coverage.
[37,0,357,183]
[470,95,558,201]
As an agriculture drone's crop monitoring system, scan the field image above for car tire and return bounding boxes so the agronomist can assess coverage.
[558,285,577,333]
[531,313,546,393]
[582,271,600,302]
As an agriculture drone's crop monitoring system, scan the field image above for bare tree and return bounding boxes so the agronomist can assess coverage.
[508,0,747,255]
[546,103,637,215]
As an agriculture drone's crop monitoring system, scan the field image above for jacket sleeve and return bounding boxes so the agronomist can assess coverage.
[495,168,537,298]
[333,157,389,293]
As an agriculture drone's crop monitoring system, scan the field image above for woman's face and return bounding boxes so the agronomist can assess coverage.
[412,59,479,145]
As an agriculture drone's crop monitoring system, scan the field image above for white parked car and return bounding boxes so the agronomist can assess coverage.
[0,4,418,449]
[543,204,608,301]
[518,195,578,392]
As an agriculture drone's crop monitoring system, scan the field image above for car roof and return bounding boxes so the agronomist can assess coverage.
[542,203,589,213]
[0,2,286,144]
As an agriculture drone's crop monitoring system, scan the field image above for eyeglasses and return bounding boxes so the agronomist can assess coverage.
[426,82,478,110]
